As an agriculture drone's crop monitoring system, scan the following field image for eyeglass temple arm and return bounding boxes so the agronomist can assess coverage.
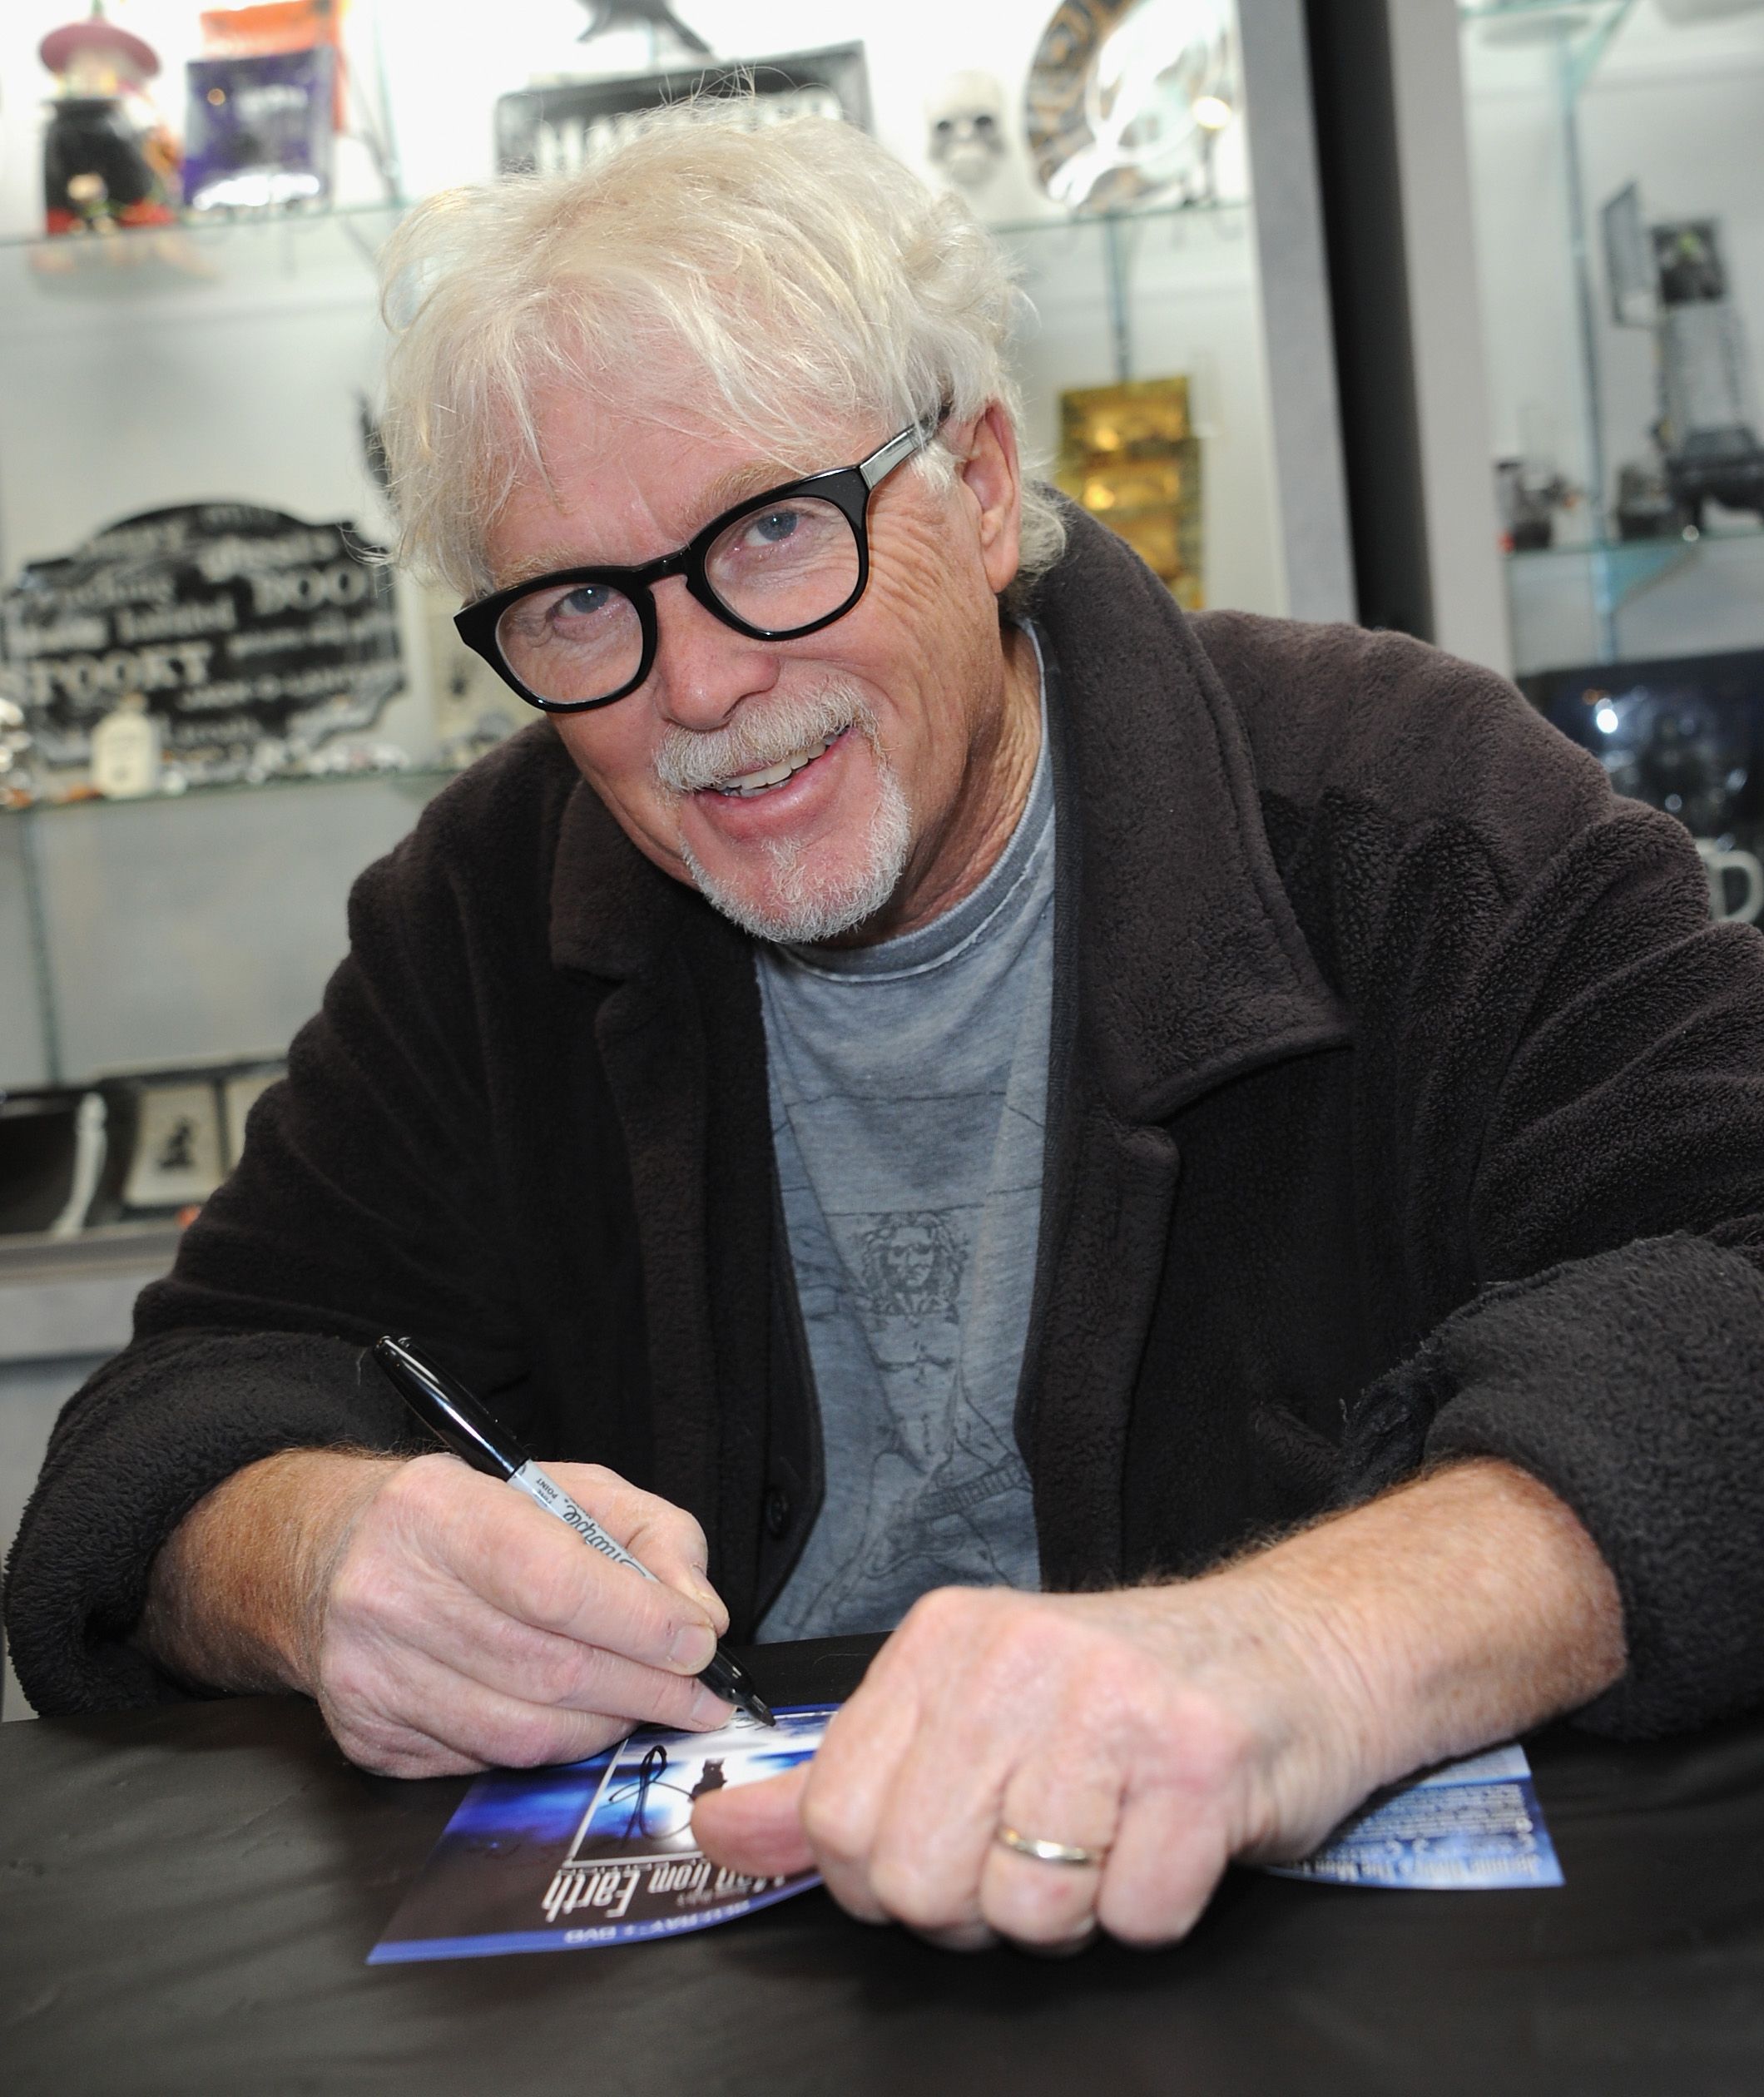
[860,403,952,490]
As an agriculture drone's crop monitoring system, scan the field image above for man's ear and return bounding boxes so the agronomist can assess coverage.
[954,400,1023,597]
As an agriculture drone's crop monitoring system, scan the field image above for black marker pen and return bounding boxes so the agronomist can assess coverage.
[372,1334,774,1728]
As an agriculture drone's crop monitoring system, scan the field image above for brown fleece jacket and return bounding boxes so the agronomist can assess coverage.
[10,508,1764,1738]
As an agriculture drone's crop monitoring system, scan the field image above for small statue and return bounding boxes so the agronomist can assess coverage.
[575,2,712,60]
[38,3,179,237]
[924,72,1009,194]
[0,695,34,808]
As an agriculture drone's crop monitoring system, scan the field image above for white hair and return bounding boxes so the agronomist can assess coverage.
[376,101,1065,607]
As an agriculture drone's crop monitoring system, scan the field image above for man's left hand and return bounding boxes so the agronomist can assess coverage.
[695,1578,1373,1950]
[692,1462,1628,1950]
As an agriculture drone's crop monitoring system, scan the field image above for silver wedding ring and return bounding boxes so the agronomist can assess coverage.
[994,1823,1108,1868]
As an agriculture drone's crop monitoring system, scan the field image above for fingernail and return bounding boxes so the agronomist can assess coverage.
[669,1621,716,1672]
[916,1922,998,1954]
[686,1578,727,1626]
[688,1682,731,1727]
[1018,1926,1098,1960]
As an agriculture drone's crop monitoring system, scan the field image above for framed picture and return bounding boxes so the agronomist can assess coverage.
[116,1077,227,1214]
[221,1064,284,1166]
[52,1057,290,1228]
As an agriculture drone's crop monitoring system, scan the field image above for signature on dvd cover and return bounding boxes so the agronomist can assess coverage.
[371,1705,835,1962]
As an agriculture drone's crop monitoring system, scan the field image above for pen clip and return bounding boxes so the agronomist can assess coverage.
[373,1334,518,1480]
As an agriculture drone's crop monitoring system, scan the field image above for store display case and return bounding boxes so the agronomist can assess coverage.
[0,5,1355,1710]
[998,201,1283,619]
[0,0,1350,1116]
[0,195,454,1097]
[1458,0,1764,677]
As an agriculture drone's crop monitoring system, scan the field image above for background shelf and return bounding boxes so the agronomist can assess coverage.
[1505,523,1764,677]
[1,767,448,1088]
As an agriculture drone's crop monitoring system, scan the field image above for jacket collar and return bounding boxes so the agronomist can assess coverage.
[1033,504,1347,1123]
[546,746,741,988]
[544,503,1348,1115]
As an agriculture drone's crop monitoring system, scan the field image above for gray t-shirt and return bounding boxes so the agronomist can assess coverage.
[755,691,1054,1640]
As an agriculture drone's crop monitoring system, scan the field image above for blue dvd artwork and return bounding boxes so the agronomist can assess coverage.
[1262,1744,1563,1891]
[372,1715,1561,1962]
[370,1705,835,1962]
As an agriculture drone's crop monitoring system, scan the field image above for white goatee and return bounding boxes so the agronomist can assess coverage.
[662,681,912,944]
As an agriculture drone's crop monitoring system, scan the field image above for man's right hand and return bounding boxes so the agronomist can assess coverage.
[136,1448,733,1776]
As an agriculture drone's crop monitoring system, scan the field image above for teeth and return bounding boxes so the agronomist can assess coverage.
[712,731,840,797]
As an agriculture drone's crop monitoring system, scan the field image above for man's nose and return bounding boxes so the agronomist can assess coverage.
[647,574,780,727]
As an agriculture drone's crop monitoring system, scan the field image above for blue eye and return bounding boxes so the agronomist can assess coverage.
[749,508,800,545]
[559,583,612,617]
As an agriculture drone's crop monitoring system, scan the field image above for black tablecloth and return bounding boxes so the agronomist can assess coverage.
[4,1636,1764,2095]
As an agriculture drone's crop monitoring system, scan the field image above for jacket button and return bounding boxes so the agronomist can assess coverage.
[764,1485,792,1539]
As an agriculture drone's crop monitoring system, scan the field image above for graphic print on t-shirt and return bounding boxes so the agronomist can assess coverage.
[779,1195,1038,1632]
[754,692,1055,1643]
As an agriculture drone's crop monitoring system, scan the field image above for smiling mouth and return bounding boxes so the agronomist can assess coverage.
[706,728,845,798]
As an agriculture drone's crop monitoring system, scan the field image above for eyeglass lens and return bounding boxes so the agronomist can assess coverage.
[494,493,862,706]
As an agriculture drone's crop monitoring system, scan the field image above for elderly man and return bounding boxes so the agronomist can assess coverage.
[9,110,1764,1955]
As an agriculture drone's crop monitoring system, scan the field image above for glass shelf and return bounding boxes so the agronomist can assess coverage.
[2,762,457,821]
[1458,0,1637,97]
[1458,0,1629,30]
[0,200,405,310]
[986,196,1251,240]
[0,186,1248,280]
[1505,525,1764,677]
[0,196,407,255]
[0,191,1242,305]
[1506,523,1763,563]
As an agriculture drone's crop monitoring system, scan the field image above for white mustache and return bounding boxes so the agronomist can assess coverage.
[652,681,876,795]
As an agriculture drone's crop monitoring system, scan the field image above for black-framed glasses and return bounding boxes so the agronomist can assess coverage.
[455,406,947,714]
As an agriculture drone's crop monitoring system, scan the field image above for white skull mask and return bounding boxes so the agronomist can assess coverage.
[925,71,1008,190]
